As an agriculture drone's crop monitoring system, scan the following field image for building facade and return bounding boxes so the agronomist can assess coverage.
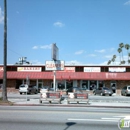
[0,64,130,95]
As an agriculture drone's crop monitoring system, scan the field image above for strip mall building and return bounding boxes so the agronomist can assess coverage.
[0,64,130,95]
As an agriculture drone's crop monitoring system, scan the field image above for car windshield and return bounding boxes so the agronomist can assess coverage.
[19,85,25,88]
[103,88,109,90]
[42,87,48,89]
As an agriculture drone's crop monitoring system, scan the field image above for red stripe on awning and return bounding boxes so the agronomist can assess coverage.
[0,72,130,80]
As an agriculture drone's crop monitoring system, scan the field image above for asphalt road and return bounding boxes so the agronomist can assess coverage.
[0,106,129,130]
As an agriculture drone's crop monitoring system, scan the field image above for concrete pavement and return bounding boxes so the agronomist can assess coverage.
[1,91,130,108]
[8,96,130,108]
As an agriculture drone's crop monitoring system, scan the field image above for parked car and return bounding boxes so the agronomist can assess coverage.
[0,84,3,89]
[19,84,38,94]
[40,86,54,93]
[66,87,83,95]
[39,86,49,93]
[93,87,113,96]
[121,86,130,96]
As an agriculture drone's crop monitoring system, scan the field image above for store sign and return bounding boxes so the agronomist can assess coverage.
[59,67,75,72]
[74,93,88,99]
[46,92,60,98]
[45,60,64,71]
[0,67,3,71]
[109,67,126,72]
[84,67,100,72]
[17,67,42,72]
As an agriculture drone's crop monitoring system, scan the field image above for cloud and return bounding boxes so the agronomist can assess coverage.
[30,60,42,65]
[53,21,65,27]
[104,55,112,59]
[32,44,52,50]
[110,48,115,51]
[65,60,83,65]
[40,44,51,49]
[32,46,38,49]
[95,49,106,53]
[124,0,130,5]
[0,7,4,24]
[88,54,96,57]
[75,50,84,55]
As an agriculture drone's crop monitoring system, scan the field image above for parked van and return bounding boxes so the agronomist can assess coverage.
[121,86,130,96]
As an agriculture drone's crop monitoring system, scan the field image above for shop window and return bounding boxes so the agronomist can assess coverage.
[126,67,130,72]
[75,67,83,72]
[66,81,73,89]
[7,66,17,71]
[99,81,104,88]
[82,80,88,90]
[58,83,64,90]
[101,67,108,72]
[42,67,45,71]
[90,81,97,90]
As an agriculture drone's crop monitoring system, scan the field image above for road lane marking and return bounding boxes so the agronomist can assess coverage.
[102,118,120,120]
[68,118,118,122]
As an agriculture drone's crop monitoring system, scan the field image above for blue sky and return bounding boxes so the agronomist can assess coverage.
[0,0,130,65]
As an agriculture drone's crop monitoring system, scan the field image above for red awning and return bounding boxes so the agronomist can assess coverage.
[0,71,130,80]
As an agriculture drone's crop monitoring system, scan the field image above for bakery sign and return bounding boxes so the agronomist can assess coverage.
[0,67,3,71]
[84,67,101,72]
[17,67,42,72]
[109,67,126,72]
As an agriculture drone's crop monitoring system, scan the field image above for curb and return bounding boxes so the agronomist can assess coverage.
[11,103,130,108]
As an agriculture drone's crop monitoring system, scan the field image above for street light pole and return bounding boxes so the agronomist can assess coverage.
[2,0,7,101]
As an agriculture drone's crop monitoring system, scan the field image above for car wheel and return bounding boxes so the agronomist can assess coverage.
[124,93,127,96]
[93,91,96,95]
[39,100,42,104]
[20,92,22,95]
[49,101,51,104]
[109,94,112,96]
[35,90,38,94]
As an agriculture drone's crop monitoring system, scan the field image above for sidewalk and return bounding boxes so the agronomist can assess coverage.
[8,98,130,108]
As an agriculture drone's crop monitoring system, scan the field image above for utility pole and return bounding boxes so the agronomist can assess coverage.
[2,0,7,101]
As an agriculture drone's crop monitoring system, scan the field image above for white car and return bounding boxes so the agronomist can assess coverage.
[40,86,49,93]
[19,84,38,94]
[121,86,130,96]
[19,84,28,94]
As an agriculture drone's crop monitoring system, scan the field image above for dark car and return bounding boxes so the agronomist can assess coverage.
[121,86,130,96]
[93,87,113,96]
[66,87,83,95]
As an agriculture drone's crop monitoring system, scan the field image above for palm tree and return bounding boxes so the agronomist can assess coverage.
[125,44,130,64]
[128,53,130,64]
[111,55,116,64]
[2,0,8,101]
[107,60,111,65]
[117,48,122,64]
[113,54,116,59]
[111,57,115,64]
[119,43,124,62]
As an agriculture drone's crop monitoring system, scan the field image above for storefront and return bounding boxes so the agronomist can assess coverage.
[0,65,130,95]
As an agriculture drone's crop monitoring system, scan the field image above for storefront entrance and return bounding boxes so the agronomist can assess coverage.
[111,81,117,93]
